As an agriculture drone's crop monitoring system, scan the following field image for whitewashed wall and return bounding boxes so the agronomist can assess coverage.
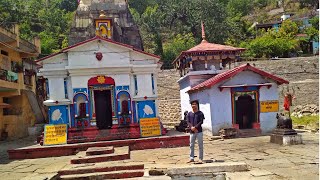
[179,77,192,118]
[222,71,268,86]
[189,89,212,135]
[210,87,233,135]
[67,41,130,67]
[66,77,73,100]
[259,83,279,134]
[136,74,153,97]
[48,77,65,100]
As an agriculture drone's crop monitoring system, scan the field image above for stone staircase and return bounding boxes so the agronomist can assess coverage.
[237,129,262,138]
[58,146,145,179]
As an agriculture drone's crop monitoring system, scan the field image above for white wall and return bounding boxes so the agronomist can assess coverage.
[48,77,65,100]
[67,41,130,68]
[210,87,232,135]
[136,74,153,97]
[189,89,212,135]
[189,74,213,87]
[179,77,192,118]
[222,71,268,86]
[259,83,279,134]
[67,77,73,101]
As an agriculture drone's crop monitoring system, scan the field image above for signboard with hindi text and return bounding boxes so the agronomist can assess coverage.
[139,117,161,137]
[43,124,67,146]
[260,100,279,113]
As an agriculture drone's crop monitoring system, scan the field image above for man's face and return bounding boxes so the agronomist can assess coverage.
[191,102,198,111]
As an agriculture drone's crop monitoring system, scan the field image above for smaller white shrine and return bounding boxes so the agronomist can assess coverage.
[175,24,289,135]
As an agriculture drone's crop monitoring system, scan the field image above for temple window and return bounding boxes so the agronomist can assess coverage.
[134,75,138,95]
[64,78,68,99]
[45,79,49,99]
[76,95,87,118]
[151,73,155,94]
[119,93,129,115]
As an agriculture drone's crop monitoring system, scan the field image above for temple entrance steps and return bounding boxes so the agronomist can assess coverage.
[58,146,145,179]
[70,146,130,164]
[237,129,262,138]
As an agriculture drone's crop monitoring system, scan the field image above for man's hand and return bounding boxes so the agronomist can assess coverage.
[191,127,198,133]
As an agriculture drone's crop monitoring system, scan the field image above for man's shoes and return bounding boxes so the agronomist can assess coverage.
[187,159,195,163]
[195,159,204,164]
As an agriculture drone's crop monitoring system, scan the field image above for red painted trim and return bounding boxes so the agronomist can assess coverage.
[8,135,189,159]
[231,90,260,127]
[252,122,260,129]
[188,63,289,94]
[220,83,273,91]
[88,76,115,86]
[36,36,160,63]
[232,124,239,129]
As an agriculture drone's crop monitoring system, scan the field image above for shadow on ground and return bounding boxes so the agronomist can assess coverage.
[0,136,38,164]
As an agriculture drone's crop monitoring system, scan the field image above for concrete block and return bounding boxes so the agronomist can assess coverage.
[270,134,303,145]
[166,162,248,176]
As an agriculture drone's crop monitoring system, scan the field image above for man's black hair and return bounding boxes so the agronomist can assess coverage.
[190,100,198,105]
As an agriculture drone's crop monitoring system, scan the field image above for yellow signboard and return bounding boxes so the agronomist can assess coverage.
[43,124,67,146]
[140,117,161,137]
[260,100,279,113]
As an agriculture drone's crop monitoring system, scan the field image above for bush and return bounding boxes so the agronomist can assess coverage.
[240,20,300,58]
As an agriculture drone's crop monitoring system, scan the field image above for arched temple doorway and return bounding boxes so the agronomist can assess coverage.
[88,76,115,129]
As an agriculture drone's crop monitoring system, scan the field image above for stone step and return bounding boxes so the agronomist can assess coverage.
[166,162,248,176]
[86,146,114,156]
[59,162,144,176]
[59,169,144,180]
[70,146,130,164]
[238,129,261,138]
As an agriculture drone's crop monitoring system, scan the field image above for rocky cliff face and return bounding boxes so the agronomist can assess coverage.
[69,0,143,50]
[158,56,319,127]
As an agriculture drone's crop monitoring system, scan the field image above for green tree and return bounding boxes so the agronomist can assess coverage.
[242,20,300,58]
[128,0,157,15]
[141,5,164,56]
[278,20,299,38]
[162,33,196,68]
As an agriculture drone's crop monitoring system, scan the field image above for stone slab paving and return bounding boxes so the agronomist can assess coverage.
[0,131,318,179]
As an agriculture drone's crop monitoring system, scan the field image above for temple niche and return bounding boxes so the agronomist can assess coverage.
[69,0,143,50]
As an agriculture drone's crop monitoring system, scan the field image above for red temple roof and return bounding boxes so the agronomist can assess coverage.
[186,40,245,53]
[36,36,160,63]
[173,21,245,64]
[187,63,289,94]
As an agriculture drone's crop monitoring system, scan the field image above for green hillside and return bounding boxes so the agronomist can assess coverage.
[0,0,318,68]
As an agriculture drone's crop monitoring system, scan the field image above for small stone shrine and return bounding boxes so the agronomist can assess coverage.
[270,113,303,145]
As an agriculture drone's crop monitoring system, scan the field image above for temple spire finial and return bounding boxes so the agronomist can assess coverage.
[201,21,206,42]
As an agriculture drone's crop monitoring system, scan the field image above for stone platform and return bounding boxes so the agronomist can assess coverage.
[270,128,303,145]
[7,131,189,160]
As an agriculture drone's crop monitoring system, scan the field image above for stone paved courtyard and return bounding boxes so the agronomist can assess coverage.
[0,130,318,180]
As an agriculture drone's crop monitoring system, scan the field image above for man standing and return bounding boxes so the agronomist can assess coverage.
[187,100,205,163]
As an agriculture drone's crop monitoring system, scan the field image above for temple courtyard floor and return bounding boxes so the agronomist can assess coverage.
[0,130,318,180]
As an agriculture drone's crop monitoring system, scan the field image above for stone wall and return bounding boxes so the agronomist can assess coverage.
[157,56,319,127]
[159,99,181,127]
[239,56,319,108]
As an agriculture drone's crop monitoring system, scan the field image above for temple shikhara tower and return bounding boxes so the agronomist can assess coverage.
[69,0,143,50]
[175,22,289,136]
[36,0,163,143]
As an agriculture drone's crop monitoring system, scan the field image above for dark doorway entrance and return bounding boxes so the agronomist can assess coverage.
[94,90,112,129]
[235,94,255,129]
